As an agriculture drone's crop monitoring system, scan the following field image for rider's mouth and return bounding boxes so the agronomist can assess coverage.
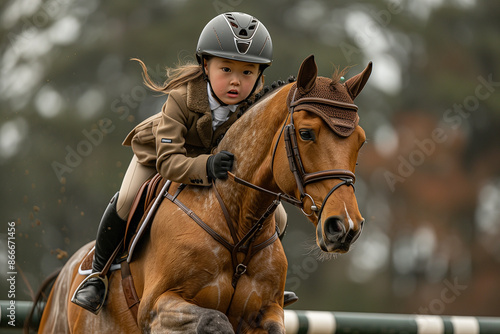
[227,90,239,98]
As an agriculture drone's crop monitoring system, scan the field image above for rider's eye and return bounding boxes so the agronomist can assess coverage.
[299,129,315,141]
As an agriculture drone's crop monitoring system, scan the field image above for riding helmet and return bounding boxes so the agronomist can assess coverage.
[196,12,273,68]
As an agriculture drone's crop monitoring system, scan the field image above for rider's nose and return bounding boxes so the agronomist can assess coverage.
[230,75,240,86]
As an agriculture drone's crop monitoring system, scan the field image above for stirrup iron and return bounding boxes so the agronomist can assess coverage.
[71,272,109,315]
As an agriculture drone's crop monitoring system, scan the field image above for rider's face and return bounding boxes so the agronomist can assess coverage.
[205,57,260,105]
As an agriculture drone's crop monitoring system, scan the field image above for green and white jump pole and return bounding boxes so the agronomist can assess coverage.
[2,301,500,333]
[284,310,500,334]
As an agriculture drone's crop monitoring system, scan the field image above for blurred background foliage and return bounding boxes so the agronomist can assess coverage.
[1,0,500,322]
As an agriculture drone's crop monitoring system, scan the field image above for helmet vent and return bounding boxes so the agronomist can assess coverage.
[236,41,250,53]
[225,13,259,39]
[249,19,258,30]
[225,14,238,28]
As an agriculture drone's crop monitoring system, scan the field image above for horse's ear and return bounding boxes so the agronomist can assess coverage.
[297,55,317,94]
[345,61,372,100]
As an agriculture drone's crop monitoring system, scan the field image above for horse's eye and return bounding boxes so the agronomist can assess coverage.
[299,129,315,141]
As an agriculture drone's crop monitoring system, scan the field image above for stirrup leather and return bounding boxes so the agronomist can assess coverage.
[71,272,109,315]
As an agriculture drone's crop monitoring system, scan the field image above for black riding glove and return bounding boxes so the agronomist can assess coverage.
[207,151,234,181]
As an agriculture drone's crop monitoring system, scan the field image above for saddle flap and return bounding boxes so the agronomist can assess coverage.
[125,173,169,261]
[78,174,167,277]
[123,173,165,248]
[78,246,121,276]
[80,247,95,272]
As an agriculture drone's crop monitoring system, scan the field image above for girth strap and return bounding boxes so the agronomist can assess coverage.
[121,261,139,322]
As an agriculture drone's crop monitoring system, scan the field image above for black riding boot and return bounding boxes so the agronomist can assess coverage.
[71,192,126,314]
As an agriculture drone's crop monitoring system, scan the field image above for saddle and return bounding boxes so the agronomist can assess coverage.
[78,173,166,275]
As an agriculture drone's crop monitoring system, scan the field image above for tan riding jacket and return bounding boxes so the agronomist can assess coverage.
[123,75,244,186]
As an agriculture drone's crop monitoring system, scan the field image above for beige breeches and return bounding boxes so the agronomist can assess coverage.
[116,155,157,220]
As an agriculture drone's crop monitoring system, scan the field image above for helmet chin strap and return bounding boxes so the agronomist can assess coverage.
[207,79,229,106]
[245,70,265,102]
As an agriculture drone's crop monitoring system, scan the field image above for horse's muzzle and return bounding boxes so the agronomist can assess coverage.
[317,216,364,253]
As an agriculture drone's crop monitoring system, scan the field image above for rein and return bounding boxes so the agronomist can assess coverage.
[227,172,303,208]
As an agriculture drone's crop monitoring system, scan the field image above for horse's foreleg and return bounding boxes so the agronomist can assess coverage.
[237,302,285,334]
[142,291,235,334]
[259,302,286,334]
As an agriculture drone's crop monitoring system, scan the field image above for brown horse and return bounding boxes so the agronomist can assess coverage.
[37,55,371,333]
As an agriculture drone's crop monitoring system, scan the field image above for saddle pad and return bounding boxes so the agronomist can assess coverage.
[78,246,121,276]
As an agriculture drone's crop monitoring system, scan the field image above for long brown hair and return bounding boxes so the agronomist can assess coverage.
[131,58,204,94]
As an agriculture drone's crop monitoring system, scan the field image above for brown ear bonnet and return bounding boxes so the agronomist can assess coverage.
[287,55,372,137]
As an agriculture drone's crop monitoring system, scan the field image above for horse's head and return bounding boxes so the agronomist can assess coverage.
[273,55,372,254]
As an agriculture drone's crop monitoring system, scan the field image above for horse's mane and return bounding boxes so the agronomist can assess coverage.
[237,75,296,118]
[331,65,350,85]
[237,66,349,118]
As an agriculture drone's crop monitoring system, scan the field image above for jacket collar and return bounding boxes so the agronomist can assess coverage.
[187,75,210,115]
[185,76,212,148]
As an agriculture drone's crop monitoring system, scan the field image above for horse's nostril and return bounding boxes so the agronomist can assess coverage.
[324,216,345,241]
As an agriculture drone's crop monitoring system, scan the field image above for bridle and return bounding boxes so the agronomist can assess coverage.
[268,88,358,221]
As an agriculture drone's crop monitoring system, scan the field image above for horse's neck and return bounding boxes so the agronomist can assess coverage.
[217,87,289,239]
